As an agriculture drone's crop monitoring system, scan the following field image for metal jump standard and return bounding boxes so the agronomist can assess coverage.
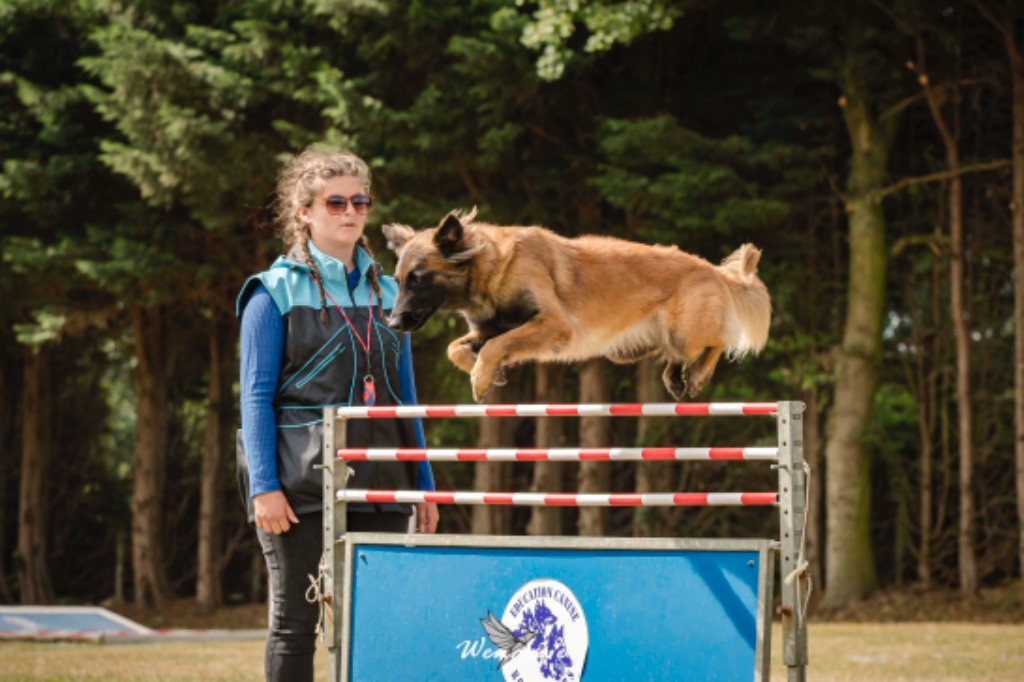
[320,401,810,681]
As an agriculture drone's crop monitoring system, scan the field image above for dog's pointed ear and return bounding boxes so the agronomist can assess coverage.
[382,223,415,254]
[434,212,467,257]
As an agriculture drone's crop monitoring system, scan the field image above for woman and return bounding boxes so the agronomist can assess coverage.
[237,145,439,681]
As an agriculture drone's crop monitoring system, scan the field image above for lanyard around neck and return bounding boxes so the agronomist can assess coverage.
[308,271,380,405]
[313,272,375,357]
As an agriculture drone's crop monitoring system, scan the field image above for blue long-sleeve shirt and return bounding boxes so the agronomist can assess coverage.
[240,273,434,499]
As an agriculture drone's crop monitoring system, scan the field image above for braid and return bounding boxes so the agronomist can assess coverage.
[298,235,330,325]
[358,235,386,322]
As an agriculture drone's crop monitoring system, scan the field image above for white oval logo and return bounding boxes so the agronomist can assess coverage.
[481,578,588,682]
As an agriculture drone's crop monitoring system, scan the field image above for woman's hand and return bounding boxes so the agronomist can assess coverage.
[254,490,299,535]
[416,502,440,533]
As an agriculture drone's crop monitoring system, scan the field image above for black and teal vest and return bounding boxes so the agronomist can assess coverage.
[236,243,418,519]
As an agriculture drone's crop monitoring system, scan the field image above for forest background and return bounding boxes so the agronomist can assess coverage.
[2,0,1023,617]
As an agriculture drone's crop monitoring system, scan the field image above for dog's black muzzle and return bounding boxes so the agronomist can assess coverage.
[386,310,426,332]
[387,285,447,332]
[387,302,442,333]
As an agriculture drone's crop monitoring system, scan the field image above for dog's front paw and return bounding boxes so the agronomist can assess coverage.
[492,365,508,387]
[470,367,495,404]
[448,344,478,375]
[471,380,494,404]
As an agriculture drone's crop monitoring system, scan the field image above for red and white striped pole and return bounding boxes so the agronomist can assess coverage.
[336,490,778,507]
[337,446,778,462]
[333,402,778,419]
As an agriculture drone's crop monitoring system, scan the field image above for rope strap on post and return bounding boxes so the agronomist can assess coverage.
[305,551,329,642]
[783,461,813,629]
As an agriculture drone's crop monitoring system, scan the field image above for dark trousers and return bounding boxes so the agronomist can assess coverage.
[257,510,411,682]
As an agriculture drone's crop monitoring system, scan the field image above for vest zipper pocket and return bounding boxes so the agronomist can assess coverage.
[277,325,348,395]
[294,343,346,390]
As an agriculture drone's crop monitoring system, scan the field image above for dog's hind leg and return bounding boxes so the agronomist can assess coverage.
[661,362,688,401]
[685,346,724,397]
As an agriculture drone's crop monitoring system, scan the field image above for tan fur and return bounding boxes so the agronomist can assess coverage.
[383,210,771,403]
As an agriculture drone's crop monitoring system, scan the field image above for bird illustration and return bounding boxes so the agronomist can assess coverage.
[480,611,537,669]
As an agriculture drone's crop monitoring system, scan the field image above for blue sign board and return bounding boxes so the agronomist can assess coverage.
[342,535,772,682]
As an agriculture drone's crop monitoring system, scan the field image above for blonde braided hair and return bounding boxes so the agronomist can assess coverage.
[274,145,384,323]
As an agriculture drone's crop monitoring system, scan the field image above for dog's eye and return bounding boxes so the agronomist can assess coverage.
[407,271,423,285]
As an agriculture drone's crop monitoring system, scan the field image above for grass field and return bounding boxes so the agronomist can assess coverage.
[2,622,1023,681]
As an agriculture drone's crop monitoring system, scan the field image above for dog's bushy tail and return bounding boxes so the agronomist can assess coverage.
[718,244,771,357]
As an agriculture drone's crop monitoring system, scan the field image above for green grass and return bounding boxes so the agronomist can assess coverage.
[769,623,1024,681]
[2,623,1023,680]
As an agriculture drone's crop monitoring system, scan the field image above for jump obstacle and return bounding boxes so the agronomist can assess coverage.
[320,401,810,681]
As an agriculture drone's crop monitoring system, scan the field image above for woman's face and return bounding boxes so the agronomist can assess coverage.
[299,175,370,263]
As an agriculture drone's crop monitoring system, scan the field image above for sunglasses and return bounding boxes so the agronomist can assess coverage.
[323,193,373,215]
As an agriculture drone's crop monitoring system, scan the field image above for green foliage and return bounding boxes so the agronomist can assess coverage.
[11,310,66,346]
[0,0,119,341]
[81,20,257,223]
[517,0,681,79]
[0,0,1020,600]
[591,115,793,241]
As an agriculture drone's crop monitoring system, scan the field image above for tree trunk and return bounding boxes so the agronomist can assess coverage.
[131,306,174,607]
[949,155,977,593]
[915,39,977,593]
[472,380,516,535]
[633,357,670,537]
[822,57,895,607]
[1014,39,1024,600]
[902,251,940,587]
[114,532,127,604]
[528,364,565,536]
[577,360,609,537]
[197,316,236,609]
[915,314,936,587]
[967,0,1024,598]
[0,362,15,603]
[17,346,54,604]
